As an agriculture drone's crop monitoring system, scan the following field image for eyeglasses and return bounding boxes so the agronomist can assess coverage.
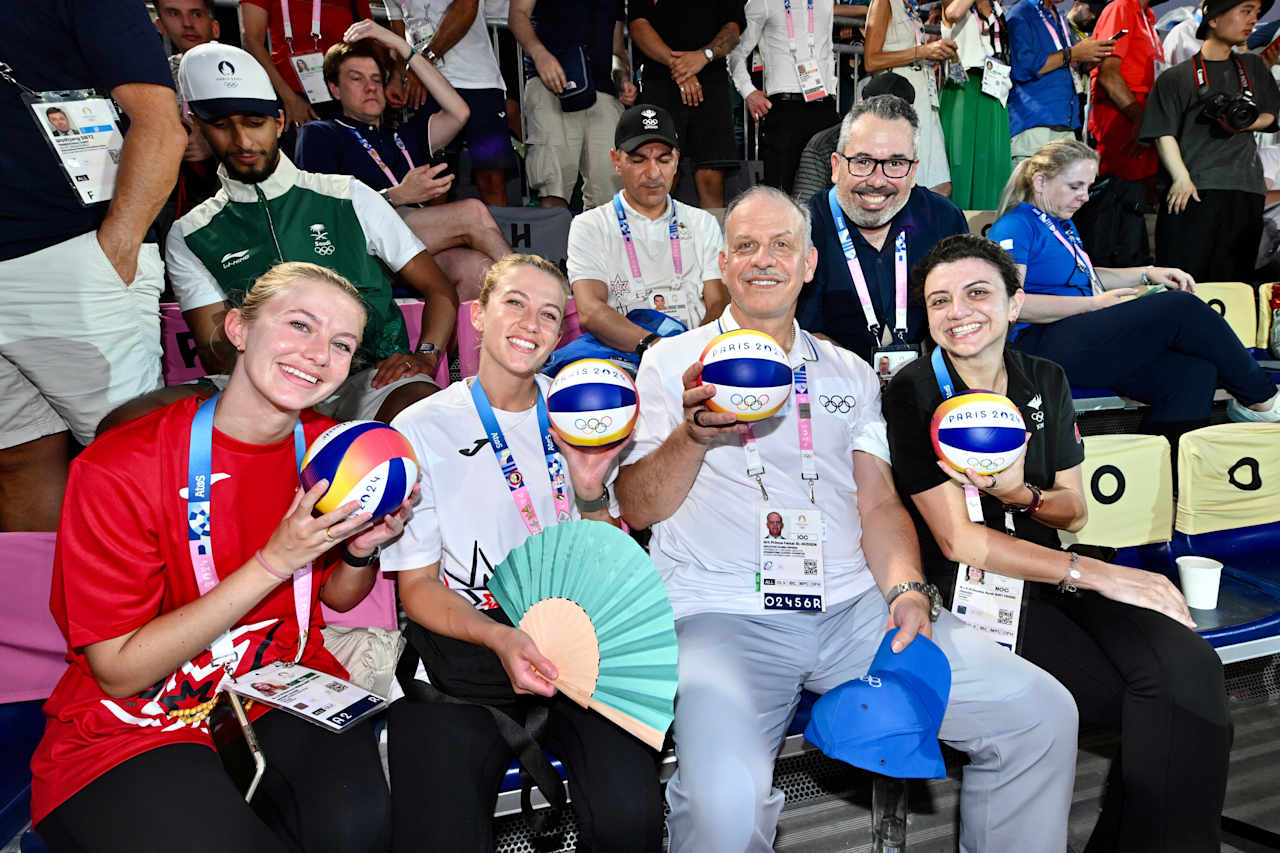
[836,152,918,179]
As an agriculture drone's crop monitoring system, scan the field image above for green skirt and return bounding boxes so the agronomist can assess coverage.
[940,70,1012,211]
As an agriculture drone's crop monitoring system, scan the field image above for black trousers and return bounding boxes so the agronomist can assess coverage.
[1155,187,1264,284]
[388,693,664,853]
[37,712,391,853]
[1020,590,1232,853]
[760,96,838,194]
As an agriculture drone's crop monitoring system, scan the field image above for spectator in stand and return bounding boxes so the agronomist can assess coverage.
[939,0,1013,208]
[296,22,510,301]
[1066,0,1107,39]
[0,0,185,532]
[629,0,747,210]
[148,44,454,427]
[240,0,372,131]
[791,73,916,204]
[728,0,840,195]
[568,105,727,354]
[1073,0,1164,268]
[384,0,515,206]
[988,139,1280,438]
[155,0,220,53]
[1006,0,1115,163]
[862,0,956,195]
[801,95,968,366]
[508,0,637,210]
[1140,0,1279,284]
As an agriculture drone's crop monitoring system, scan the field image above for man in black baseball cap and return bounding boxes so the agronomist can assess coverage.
[613,103,681,153]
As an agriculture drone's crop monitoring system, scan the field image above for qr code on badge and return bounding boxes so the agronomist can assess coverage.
[997,609,1014,626]
[803,559,818,575]
[325,681,347,693]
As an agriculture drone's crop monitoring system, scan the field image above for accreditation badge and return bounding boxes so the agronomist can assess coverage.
[758,507,825,612]
[795,59,829,102]
[981,56,1012,107]
[950,564,1025,651]
[26,90,123,205]
[291,51,333,104]
[872,344,919,387]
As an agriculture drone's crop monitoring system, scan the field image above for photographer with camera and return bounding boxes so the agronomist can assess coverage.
[1141,0,1279,283]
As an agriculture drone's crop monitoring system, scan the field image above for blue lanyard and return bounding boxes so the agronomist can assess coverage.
[468,379,571,534]
[931,346,956,400]
[613,192,683,289]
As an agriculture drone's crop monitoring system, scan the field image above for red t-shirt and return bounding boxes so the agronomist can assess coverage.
[1088,0,1164,180]
[30,399,345,824]
[240,0,374,94]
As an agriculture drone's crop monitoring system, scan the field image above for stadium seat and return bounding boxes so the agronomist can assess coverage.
[0,533,64,704]
[1193,282,1256,351]
[1259,282,1278,354]
[1060,434,1173,558]
[393,299,452,389]
[0,701,45,847]
[487,206,572,271]
[963,210,997,238]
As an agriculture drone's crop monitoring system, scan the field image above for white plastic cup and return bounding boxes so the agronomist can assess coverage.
[1176,556,1224,610]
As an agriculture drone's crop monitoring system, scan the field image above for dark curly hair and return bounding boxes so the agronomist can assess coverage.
[911,233,1022,304]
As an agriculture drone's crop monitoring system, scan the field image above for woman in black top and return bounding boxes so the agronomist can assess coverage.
[882,234,1230,853]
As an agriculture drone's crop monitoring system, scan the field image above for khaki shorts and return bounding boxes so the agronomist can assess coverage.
[1011,126,1076,164]
[524,79,624,209]
[0,232,163,448]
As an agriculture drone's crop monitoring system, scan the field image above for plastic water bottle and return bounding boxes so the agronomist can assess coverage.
[872,775,908,853]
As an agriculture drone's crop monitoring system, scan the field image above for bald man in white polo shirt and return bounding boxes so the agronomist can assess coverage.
[615,186,1079,853]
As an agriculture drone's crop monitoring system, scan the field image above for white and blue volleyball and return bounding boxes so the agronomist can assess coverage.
[930,391,1027,474]
[300,421,419,520]
[547,359,639,448]
[698,329,792,422]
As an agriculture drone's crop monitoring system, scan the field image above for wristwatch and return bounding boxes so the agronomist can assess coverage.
[1004,483,1043,515]
[340,544,380,568]
[634,332,661,358]
[703,47,715,62]
[885,581,943,622]
[575,485,610,514]
[416,340,439,357]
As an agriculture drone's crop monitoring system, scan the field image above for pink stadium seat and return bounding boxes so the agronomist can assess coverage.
[321,572,399,632]
[394,299,451,389]
[0,533,66,702]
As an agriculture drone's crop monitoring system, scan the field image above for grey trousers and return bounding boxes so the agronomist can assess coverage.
[665,587,1079,853]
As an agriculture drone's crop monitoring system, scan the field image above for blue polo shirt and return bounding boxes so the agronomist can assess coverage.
[0,0,174,260]
[294,103,440,192]
[1007,0,1080,136]
[801,186,968,365]
[987,202,1092,338]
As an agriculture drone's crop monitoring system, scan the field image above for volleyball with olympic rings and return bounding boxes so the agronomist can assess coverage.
[698,329,792,422]
[930,391,1027,474]
[300,421,419,521]
[547,359,639,448]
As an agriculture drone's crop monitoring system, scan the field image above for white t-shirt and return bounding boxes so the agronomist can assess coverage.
[619,308,890,620]
[567,194,724,331]
[1163,17,1202,67]
[385,0,506,92]
[381,375,619,610]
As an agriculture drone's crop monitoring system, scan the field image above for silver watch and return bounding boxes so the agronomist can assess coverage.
[415,341,439,356]
[575,485,610,514]
[885,581,943,622]
[703,47,714,61]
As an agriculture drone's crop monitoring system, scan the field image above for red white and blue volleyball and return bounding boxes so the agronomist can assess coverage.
[930,391,1027,474]
[698,329,792,422]
[547,359,639,448]
[300,421,419,520]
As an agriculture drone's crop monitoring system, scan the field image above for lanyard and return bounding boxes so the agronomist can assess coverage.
[976,1,1007,61]
[931,349,1016,532]
[827,187,908,343]
[1138,9,1164,62]
[613,191,683,290]
[336,119,414,188]
[468,378,571,536]
[1028,205,1100,295]
[281,0,323,50]
[1033,2,1072,52]
[904,0,926,47]
[187,394,311,671]
[782,0,817,58]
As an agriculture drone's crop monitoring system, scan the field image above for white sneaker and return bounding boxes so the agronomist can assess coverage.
[1228,393,1280,422]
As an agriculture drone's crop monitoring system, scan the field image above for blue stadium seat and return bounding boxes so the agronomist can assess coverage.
[0,701,45,847]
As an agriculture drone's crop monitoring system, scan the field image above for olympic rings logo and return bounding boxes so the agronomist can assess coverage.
[966,457,1001,471]
[819,394,855,414]
[573,416,614,434]
[729,393,770,411]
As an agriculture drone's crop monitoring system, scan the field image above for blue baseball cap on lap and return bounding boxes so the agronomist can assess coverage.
[804,630,952,780]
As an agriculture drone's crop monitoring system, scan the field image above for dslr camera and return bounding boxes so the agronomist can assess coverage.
[1201,89,1260,132]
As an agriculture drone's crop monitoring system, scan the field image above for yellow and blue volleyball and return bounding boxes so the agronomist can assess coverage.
[547,359,639,448]
[300,421,419,520]
[698,329,792,422]
[930,391,1027,474]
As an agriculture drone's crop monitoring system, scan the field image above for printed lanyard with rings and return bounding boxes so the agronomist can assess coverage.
[469,378,571,536]
[613,191,683,290]
[336,118,415,188]
[1033,1,1072,52]
[930,349,1016,535]
[783,0,818,59]
[281,0,324,52]
[904,0,926,49]
[827,187,909,345]
[1028,205,1101,295]
[187,394,311,677]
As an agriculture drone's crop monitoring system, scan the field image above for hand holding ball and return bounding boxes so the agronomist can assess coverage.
[930,392,1026,474]
[300,421,419,522]
[547,359,639,448]
[697,329,792,422]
